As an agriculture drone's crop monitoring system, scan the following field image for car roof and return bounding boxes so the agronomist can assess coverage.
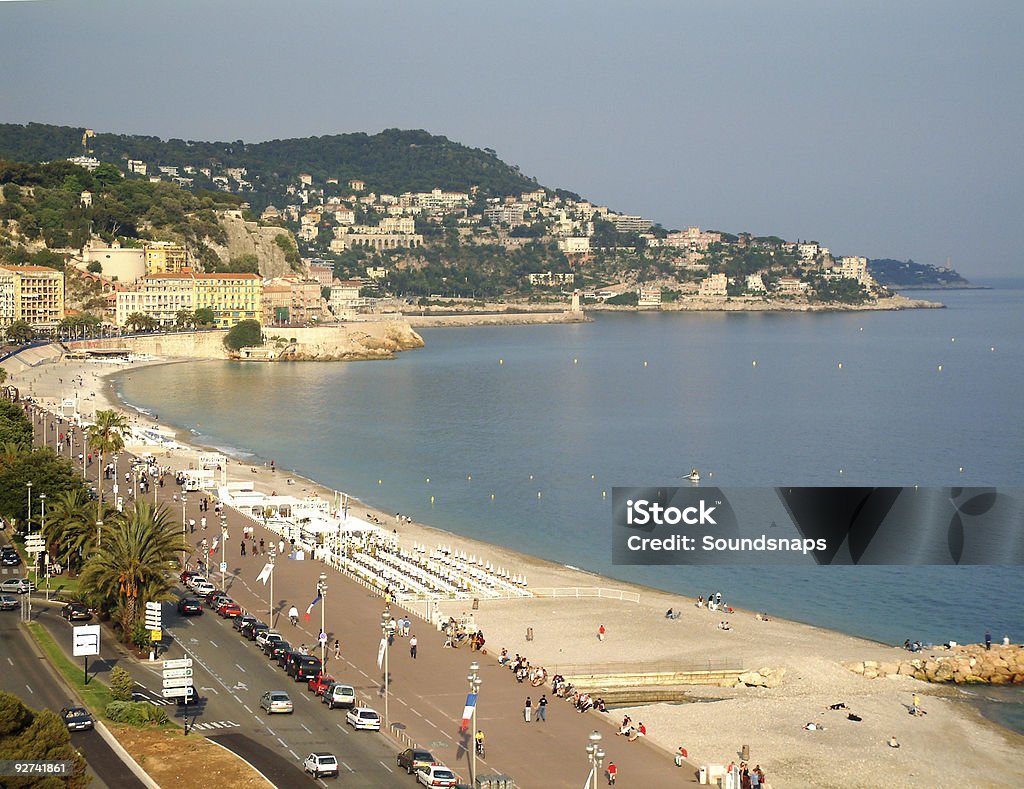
[311,752,336,759]
[267,691,290,697]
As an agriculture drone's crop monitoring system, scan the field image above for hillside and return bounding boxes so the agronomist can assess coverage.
[0,123,538,203]
[867,259,975,289]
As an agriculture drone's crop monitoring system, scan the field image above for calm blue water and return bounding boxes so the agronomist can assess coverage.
[113,288,1024,653]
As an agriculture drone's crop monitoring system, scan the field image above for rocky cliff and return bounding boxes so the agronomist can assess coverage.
[205,213,300,278]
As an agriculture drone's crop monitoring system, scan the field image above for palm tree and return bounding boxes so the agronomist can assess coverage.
[46,489,115,575]
[85,410,131,530]
[79,500,185,640]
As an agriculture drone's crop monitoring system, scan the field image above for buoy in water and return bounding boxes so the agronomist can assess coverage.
[643,360,648,367]
[467,474,472,480]
[499,359,503,365]
[378,479,382,485]
[591,474,596,480]
[490,493,495,501]
[602,490,607,498]
[529,474,533,480]
[426,477,430,483]
[537,491,542,498]
[937,365,943,371]
[574,358,578,364]
[752,360,757,367]
[430,495,435,504]
[838,362,843,369]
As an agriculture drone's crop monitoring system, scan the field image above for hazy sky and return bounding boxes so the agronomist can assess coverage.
[2,0,1021,277]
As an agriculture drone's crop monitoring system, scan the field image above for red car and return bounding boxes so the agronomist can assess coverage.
[218,601,243,618]
[307,673,335,696]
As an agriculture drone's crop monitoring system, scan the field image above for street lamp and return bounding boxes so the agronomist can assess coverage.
[25,482,33,623]
[40,493,48,601]
[268,547,276,620]
[180,494,188,569]
[317,573,328,664]
[586,730,605,789]
[468,660,482,784]
[379,608,390,729]
[96,520,103,549]
[220,517,227,591]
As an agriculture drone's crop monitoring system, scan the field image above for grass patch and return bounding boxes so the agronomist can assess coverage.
[25,620,114,712]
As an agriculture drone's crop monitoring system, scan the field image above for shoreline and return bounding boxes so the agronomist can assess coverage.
[7,349,1024,788]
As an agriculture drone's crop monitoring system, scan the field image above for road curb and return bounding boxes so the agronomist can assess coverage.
[93,720,161,789]
[203,736,276,789]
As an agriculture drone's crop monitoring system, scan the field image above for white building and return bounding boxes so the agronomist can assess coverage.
[637,287,662,308]
[745,274,767,293]
[699,273,729,297]
[839,256,869,284]
[558,237,591,255]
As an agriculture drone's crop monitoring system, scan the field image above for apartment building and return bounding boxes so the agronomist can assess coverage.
[0,265,66,331]
[193,272,263,328]
[144,242,187,274]
[115,273,195,327]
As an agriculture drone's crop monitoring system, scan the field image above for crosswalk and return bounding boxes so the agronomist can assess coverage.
[132,691,173,706]
[189,720,241,731]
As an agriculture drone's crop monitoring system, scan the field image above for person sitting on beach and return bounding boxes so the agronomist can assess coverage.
[696,595,704,608]
[498,648,510,666]
[626,726,639,742]
[903,639,912,650]
[826,703,849,711]
[888,735,900,748]
[616,716,631,736]
[803,722,824,731]
[594,697,607,713]
[665,608,674,618]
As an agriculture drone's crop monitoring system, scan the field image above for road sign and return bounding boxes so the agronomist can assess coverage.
[162,668,193,679]
[162,658,193,670]
[150,629,162,642]
[319,632,328,643]
[162,686,194,699]
[162,676,194,689]
[72,625,101,657]
[219,562,227,572]
[144,603,161,630]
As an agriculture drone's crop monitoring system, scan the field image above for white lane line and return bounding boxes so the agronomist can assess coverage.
[424,718,436,728]
[301,723,312,734]
[235,663,246,673]
[336,723,349,735]
[277,737,287,748]
[412,709,423,717]
[318,780,328,788]
[341,762,354,773]
[7,657,14,666]
[232,695,242,704]
[25,684,33,694]
[209,640,218,648]
[378,761,393,773]
[289,749,299,760]
[266,726,276,736]
[243,704,253,713]
[226,721,238,727]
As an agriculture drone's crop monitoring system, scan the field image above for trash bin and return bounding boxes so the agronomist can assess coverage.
[741,744,749,761]
[699,766,708,784]
[472,598,479,610]
[526,627,534,641]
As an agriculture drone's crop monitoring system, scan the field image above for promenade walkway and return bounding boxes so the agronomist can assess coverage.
[26,401,700,788]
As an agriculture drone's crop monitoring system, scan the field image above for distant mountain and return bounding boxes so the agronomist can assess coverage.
[868,258,975,289]
[0,122,539,199]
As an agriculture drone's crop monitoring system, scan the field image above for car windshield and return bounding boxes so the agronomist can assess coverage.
[435,770,456,779]
[362,711,379,719]
[270,693,289,701]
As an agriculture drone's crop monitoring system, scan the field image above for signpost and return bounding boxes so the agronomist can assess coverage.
[73,624,100,685]
[144,602,162,659]
[161,658,194,709]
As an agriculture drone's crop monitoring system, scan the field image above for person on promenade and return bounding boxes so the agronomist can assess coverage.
[598,624,606,641]
[523,696,532,722]
[334,639,341,660]
[240,541,246,556]
[288,605,299,626]
[675,745,688,766]
[985,630,992,650]
[536,694,547,722]
[606,761,617,785]
[410,634,418,659]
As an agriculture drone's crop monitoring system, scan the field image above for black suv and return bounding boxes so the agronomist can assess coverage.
[247,622,270,642]
[287,654,322,682]
[266,640,291,660]
[177,597,203,616]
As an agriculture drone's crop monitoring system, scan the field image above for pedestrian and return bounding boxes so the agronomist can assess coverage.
[289,605,299,626]
[334,639,341,660]
[259,538,265,555]
[279,539,285,555]
[524,696,532,722]
[598,624,606,641]
[985,630,992,650]
[410,634,418,659]
[536,694,547,722]
[189,518,196,534]
[606,761,617,785]
[201,516,207,531]
[240,541,246,556]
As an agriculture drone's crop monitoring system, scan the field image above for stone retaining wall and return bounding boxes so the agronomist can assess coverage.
[845,643,1024,685]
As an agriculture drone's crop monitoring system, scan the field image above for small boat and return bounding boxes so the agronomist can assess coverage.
[686,468,700,483]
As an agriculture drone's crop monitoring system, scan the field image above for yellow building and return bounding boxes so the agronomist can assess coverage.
[193,272,263,328]
[144,241,187,274]
[0,265,66,331]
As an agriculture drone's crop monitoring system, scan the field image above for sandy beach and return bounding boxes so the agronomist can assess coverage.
[6,348,1023,789]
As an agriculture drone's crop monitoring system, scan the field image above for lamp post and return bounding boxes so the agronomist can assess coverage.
[25,482,33,623]
[220,517,227,591]
[379,608,390,729]
[468,660,482,785]
[268,547,276,621]
[40,493,48,601]
[96,519,103,550]
[180,494,188,570]
[318,573,327,664]
[586,730,605,789]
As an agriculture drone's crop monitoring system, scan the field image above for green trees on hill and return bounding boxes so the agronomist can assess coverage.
[0,692,90,789]
[223,319,263,350]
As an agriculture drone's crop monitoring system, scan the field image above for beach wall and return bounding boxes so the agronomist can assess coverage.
[65,321,424,361]
[405,310,587,327]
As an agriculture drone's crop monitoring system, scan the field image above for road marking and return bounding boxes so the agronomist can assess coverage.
[425,718,436,728]
[289,749,299,760]
[235,663,245,673]
[336,723,349,735]
[6,657,13,666]
[265,726,275,736]
[301,723,312,733]
[378,761,393,773]
[242,704,252,713]
[317,779,328,788]
[277,737,287,748]
[412,709,423,717]
[341,762,354,773]
[25,684,33,694]
[209,640,218,648]
[233,695,241,704]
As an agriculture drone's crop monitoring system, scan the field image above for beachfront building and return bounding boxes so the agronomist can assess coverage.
[776,275,810,294]
[144,241,187,274]
[483,204,526,226]
[328,280,370,316]
[527,272,575,286]
[261,277,326,326]
[611,214,652,233]
[193,272,263,328]
[558,236,591,255]
[664,226,723,251]
[0,265,66,332]
[115,273,195,328]
[329,230,423,252]
[637,287,662,308]
[746,274,767,293]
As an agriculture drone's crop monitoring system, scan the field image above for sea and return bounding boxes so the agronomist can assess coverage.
[111,283,1024,733]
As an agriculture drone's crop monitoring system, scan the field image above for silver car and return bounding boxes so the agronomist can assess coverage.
[0,578,33,594]
[259,691,293,714]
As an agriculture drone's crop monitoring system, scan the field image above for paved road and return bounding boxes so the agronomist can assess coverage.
[0,610,144,789]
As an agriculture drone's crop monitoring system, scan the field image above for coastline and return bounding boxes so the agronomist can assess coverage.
[7,350,1024,788]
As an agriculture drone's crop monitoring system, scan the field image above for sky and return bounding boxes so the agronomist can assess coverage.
[1,0,1021,277]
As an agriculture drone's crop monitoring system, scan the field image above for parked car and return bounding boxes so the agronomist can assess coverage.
[303,752,339,779]
[254,628,281,649]
[416,765,458,788]
[287,654,322,682]
[0,578,34,594]
[1,549,20,566]
[192,581,216,597]
[259,691,293,714]
[397,748,438,775]
[266,640,291,660]
[0,594,19,611]
[176,598,203,616]
[323,683,356,710]
[218,601,242,618]
[61,602,93,622]
[180,570,201,585]
[244,621,269,642]
[345,707,381,731]
[60,706,95,732]
[233,614,257,632]
[184,575,207,590]
[208,591,231,609]
[307,672,335,696]
[204,589,227,607]
[276,647,296,668]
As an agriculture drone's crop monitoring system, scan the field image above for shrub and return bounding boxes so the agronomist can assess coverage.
[110,666,134,701]
[105,700,164,726]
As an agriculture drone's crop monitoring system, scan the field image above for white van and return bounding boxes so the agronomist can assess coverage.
[323,683,356,710]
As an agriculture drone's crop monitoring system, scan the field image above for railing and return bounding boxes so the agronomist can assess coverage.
[529,587,641,603]
[547,658,743,677]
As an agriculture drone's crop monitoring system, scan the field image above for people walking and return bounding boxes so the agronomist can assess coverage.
[524,696,532,722]
[598,624,606,641]
[334,639,341,660]
[536,694,547,722]
[410,634,418,659]
[606,761,617,785]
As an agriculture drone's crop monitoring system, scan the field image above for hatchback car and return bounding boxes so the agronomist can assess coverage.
[176,598,203,616]
[61,602,93,621]
[1,549,20,566]
[254,628,281,649]
[234,614,257,632]
[303,752,339,779]
[259,691,293,714]
[416,765,458,788]
[60,706,95,732]
[0,594,18,611]
[289,655,322,682]
[245,621,269,642]
[266,640,291,660]
[218,600,242,618]
[185,575,207,590]
[192,581,216,597]
[180,569,201,585]
[345,707,381,731]
[307,672,334,696]
[0,578,33,594]
[397,748,438,775]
